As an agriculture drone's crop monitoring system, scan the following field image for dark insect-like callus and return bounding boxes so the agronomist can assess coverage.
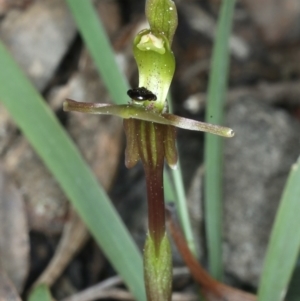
[127,87,157,101]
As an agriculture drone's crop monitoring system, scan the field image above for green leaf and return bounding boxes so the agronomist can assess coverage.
[0,41,146,301]
[204,0,236,280]
[258,157,300,301]
[28,285,52,301]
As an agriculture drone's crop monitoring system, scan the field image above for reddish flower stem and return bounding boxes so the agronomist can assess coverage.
[144,165,165,253]
[134,121,167,254]
[124,119,171,254]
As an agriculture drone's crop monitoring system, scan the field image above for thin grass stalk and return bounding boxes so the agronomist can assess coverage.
[204,0,236,280]
[168,94,197,255]
[163,170,177,203]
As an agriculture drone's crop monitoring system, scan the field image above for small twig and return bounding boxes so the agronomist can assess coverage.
[33,208,89,287]
[61,276,123,301]
[60,274,197,301]
[166,204,257,301]
[173,292,198,301]
[185,80,300,113]
[63,288,197,301]
[173,266,190,277]
[63,288,133,301]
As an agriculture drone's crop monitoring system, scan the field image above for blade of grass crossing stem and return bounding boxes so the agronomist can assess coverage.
[65,0,128,105]
[28,285,52,301]
[168,93,197,256]
[164,169,176,202]
[164,166,197,255]
[204,0,236,280]
[258,157,300,301]
[172,164,197,255]
[0,42,146,301]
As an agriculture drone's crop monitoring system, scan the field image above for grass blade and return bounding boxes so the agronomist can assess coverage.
[258,157,300,301]
[167,94,196,255]
[28,285,52,301]
[171,161,196,254]
[164,169,176,202]
[204,0,236,279]
[0,41,146,301]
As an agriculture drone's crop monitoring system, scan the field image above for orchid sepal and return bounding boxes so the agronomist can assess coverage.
[64,99,234,138]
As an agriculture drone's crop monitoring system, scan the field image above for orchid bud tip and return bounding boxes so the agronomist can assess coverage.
[228,129,235,137]
[63,101,69,112]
